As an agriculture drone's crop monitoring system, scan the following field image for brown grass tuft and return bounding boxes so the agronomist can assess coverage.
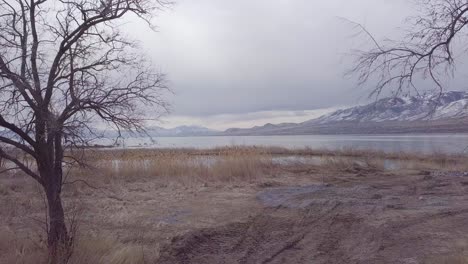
[68,236,146,264]
[0,227,46,264]
[70,147,275,186]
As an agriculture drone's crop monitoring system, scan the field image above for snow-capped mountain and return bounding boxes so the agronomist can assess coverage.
[311,91,468,124]
[223,91,468,135]
[99,91,468,138]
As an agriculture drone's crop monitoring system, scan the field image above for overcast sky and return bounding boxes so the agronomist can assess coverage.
[124,0,466,130]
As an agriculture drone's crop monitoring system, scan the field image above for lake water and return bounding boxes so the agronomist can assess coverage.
[109,134,468,154]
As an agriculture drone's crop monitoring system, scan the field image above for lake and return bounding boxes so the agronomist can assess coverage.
[108,134,468,154]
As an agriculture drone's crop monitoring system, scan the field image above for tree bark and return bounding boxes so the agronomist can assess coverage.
[42,161,71,264]
[46,189,70,264]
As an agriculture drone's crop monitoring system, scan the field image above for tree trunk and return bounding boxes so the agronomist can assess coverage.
[44,172,71,264]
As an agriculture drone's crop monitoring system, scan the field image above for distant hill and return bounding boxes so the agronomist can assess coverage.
[223,91,468,135]
[98,125,219,139]
[144,125,219,137]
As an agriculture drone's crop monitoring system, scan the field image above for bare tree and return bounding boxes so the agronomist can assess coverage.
[0,0,171,262]
[350,0,468,97]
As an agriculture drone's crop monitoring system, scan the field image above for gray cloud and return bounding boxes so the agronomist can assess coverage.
[123,0,468,127]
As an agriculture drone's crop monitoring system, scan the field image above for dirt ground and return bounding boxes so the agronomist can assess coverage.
[2,153,468,263]
[158,170,468,264]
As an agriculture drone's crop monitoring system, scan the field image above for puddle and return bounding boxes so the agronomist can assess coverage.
[257,185,328,208]
[156,209,192,225]
[271,156,323,166]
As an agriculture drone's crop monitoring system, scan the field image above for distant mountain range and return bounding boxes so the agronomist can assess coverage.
[313,91,468,123]
[144,125,218,137]
[222,91,468,135]
[112,91,468,137]
[101,125,219,138]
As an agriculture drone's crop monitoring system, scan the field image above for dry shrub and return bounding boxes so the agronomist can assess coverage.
[394,151,468,171]
[0,227,46,264]
[68,147,274,186]
[320,156,384,174]
[206,147,273,182]
[0,228,145,264]
[69,236,145,264]
[0,184,9,196]
[63,146,468,187]
[66,146,468,171]
[425,253,468,264]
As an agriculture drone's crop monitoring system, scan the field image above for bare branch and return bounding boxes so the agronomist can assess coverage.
[349,0,468,97]
[0,1,172,254]
[0,147,41,184]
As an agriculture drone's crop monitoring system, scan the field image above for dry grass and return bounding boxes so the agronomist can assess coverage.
[74,145,468,167]
[0,229,147,264]
[60,146,468,186]
[69,147,275,186]
[319,156,385,174]
[0,148,279,264]
[425,249,468,264]
[0,227,46,264]
[1,146,468,263]
[69,236,147,264]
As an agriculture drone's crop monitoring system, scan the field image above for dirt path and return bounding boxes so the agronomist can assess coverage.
[158,171,468,264]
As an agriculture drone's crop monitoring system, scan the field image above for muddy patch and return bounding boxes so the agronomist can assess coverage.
[158,172,468,264]
[257,185,328,208]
